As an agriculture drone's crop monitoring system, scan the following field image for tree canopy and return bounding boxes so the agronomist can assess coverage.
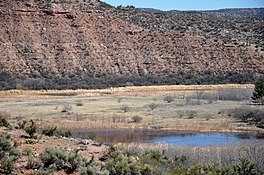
[252,77,264,104]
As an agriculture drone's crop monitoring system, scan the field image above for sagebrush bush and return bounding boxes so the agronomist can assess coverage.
[233,158,257,175]
[26,157,42,170]
[37,167,55,175]
[68,152,84,172]
[78,156,100,175]
[17,120,27,130]
[56,130,72,138]
[102,147,141,175]
[22,147,33,156]
[139,150,172,175]
[79,165,97,175]
[25,139,37,144]
[0,156,16,174]
[42,125,57,137]
[42,126,72,138]
[0,132,12,152]
[0,132,20,174]
[24,120,37,138]
[0,116,11,129]
[39,147,84,173]
[40,147,68,170]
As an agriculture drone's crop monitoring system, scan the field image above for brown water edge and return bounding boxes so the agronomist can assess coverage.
[66,128,264,144]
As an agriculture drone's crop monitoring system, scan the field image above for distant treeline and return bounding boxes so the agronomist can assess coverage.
[0,71,258,90]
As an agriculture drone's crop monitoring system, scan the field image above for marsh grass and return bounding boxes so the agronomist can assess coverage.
[118,141,264,173]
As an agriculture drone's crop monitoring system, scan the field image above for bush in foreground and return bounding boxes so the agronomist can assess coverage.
[40,147,68,171]
[0,132,20,174]
[101,147,141,175]
[24,120,37,138]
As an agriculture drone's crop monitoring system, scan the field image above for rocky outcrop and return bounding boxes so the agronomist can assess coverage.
[0,0,263,89]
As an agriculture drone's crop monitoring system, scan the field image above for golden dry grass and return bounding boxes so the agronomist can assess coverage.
[0,84,254,97]
[0,84,262,134]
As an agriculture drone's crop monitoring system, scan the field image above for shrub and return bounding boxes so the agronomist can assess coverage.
[24,120,37,138]
[79,165,97,175]
[26,157,42,170]
[42,126,72,138]
[233,158,257,175]
[139,150,172,175]
[39,147,84,172]
[218,88,252,101]
[140,150,171,166]
[0,156,16,174]
[252,77,264,104]
[37,167,55,175]
[169,164,237,175]
[56,130,72,138]
[0,116,10,128]
[229,107,264,128]
[17,120,27,130]
[22,147,33,156]
[88,132,97,141]
[25,139,37,144]
[78,157,99,175]
[120,105,129,113]
[0,132,12,152]
[102,147,141,175]
[61,103,72,113]
[40,147,68,170]
[131,116,143,123]
[68,152,84,172]
[42,126,57,137]
[148,103,158,111]
[0,133,20,174]
[164,95,174,103]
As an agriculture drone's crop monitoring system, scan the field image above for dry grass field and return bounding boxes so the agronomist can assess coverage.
[0,84,263,142]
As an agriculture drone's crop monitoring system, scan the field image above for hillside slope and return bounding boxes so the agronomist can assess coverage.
[0,0,263,89]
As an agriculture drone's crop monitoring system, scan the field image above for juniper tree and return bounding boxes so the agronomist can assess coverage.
[252,77,264,104]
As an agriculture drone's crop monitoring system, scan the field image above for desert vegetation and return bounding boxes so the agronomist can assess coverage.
[0,121,264,175]
[0,84,263,174]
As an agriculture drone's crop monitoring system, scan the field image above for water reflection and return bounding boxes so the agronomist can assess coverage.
[146,133,259,146]
[71,129,262,146]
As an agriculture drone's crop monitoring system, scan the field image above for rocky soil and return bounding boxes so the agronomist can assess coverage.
[0,126,109,175]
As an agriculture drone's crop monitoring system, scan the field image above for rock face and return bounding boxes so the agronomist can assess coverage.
[0,0,263,89]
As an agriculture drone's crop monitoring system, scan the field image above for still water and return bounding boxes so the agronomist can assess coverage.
[146,133,259,146]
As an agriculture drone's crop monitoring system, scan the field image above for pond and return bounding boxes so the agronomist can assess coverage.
[146,133,260,146]
[72,129,263,146]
